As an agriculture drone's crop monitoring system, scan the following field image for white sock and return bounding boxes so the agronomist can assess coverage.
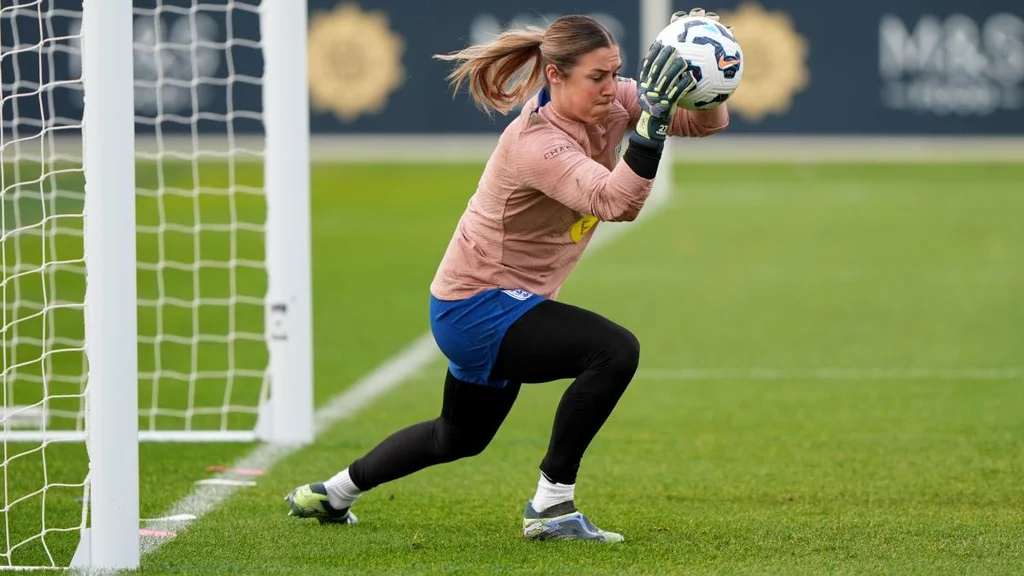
[323,468,362,510]
[530,472,575,513]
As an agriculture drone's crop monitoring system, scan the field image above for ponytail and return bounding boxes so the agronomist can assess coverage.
[434,28,546,116]
[435,15,617,117]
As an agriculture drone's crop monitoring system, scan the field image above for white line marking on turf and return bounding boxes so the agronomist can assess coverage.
[137,333,439,557]
[140,514,196,523]
[193,478,258,487]
[637,368,1024,381]
[135,177,674,562]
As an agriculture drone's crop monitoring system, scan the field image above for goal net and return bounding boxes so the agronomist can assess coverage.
[1,0,311,569]
[132,0,271,440]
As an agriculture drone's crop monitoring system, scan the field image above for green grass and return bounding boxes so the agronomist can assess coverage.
[2,161,1023,573]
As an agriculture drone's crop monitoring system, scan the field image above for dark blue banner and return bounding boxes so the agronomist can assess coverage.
[671,0,1024,134]
[303,0,640,134]
[2,1,1021,137]
[316,0,1024,134]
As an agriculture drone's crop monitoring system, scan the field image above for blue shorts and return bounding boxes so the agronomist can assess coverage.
[429,288,547,388]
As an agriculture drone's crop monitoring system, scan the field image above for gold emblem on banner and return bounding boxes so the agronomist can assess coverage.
[307,3,405,122]
[720,2,809,122]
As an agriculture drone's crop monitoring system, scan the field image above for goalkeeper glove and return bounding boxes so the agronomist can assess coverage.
[672,7,733,32]
[632,40,696,146]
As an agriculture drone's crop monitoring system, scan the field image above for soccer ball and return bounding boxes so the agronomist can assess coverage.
[655,15,743,110]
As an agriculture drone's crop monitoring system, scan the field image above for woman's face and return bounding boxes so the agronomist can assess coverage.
[547,45,622,125]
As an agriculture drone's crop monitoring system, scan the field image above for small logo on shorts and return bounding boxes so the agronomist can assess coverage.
[501,289,534,301]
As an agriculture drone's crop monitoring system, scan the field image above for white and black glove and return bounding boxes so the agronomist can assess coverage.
[671,7,732,32]
[633,40,697,146]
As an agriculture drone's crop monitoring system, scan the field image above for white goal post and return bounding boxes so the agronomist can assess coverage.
[1,0,311,570]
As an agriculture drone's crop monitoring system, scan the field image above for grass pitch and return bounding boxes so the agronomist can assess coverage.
[2,161,1022,574]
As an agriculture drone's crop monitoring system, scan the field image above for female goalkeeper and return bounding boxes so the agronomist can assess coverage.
[286,9,729,542]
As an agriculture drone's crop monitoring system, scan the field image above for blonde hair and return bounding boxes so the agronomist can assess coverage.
[433,15,616,116]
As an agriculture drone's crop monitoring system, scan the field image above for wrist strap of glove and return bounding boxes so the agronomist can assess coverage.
[624,133,664,179]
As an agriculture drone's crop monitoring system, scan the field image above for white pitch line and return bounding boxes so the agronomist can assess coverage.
[637,368,1024,381]
[137,332,440,557]
[135,173,675,562]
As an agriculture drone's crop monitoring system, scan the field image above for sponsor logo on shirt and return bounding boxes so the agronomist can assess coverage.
[570,215,599,243]
[544,143,574,160]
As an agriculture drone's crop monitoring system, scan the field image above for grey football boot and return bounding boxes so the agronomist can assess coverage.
[522,500,624,542]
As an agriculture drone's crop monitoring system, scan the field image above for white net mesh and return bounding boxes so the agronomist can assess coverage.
[131,0,269,436]
[1,0,270,567]
[1,0,89,568]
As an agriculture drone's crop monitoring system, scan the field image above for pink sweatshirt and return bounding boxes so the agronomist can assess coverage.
[429,78,729,301]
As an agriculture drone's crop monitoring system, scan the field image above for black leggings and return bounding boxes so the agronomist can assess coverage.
[348,299,640,490]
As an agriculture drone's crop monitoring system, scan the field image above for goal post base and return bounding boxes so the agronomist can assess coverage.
[70,529,92,570]
[1,431,260,443]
